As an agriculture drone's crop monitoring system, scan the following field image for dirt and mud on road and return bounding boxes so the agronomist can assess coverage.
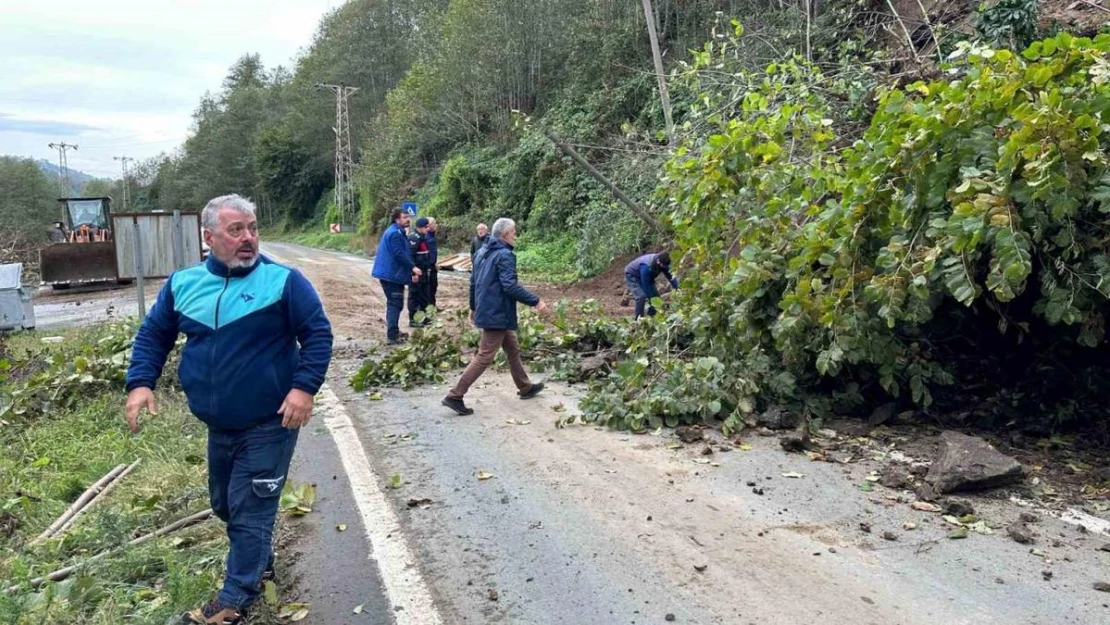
[261,241,1110,625]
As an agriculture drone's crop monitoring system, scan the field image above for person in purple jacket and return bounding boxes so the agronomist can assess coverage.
[624,251,678,318]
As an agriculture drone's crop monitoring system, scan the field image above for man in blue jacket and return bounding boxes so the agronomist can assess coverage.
[442,217,547,415]
[124,194,333,625]
[372,209,421,344]
[625,251,679,318]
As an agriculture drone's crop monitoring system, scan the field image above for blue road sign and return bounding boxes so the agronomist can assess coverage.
[402,201,418,215]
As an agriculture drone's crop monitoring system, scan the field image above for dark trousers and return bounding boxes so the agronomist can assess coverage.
[624,271,654,319]
[208,420,299,610]
[428,268,438,309]
[408,272,431,324]
[380,280,406,340]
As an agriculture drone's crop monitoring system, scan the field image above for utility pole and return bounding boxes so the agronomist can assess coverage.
[640,0,674,145]
[47,142,78,194]
[113,156,133,210]
[315,83,359,229]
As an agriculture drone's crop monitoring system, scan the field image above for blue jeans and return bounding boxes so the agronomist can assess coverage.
[208,419,299,609]
[624,271,654,318]
[380,280,406,340]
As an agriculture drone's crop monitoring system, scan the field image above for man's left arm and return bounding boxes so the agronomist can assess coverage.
[281,271,334,427]
[426,232,438,266]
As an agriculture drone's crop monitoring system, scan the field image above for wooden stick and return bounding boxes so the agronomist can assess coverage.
[1077,0,1110,14]
[885,0,922,65]
[6,509,213,594]
[57,459,141,535]
[30,464,127,546]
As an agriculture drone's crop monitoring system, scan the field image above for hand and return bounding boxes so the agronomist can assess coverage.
[125,387,157,433]
[535,300,548,313]
[413,267,423,277]
[279,389,315,429]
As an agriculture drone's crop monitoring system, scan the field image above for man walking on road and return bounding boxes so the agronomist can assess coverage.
[407,217,436,326]
[625,251,679,318]
[372,209,421,344]
[124,194,333,625]
[443,218,546,415]
[470,222,489,257]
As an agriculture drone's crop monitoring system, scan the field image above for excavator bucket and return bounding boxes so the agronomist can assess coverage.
[39,242,119,286]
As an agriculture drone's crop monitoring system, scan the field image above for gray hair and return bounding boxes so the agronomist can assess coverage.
[202,194,256,231]
[491,218,515,240]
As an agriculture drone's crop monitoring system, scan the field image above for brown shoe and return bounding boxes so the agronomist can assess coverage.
[182,601,243,625]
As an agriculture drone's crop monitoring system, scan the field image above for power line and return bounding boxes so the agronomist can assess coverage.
[315,83,358,227]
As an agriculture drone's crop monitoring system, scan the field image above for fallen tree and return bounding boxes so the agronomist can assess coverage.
[579,30,1110,437]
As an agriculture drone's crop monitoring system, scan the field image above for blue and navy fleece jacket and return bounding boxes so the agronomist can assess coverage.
[126,254,334,431]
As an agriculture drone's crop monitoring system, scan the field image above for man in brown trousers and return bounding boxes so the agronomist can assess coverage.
[442,218,546,415]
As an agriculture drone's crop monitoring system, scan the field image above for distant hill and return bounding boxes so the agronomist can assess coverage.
[36,159,103,196]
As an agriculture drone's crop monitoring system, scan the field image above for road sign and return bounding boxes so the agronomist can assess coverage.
[402,201,418,216]
[329,223,340,234]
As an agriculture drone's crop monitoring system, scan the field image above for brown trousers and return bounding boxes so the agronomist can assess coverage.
[447,329,531,399]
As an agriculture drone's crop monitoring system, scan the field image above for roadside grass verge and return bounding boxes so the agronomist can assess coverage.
[263,225,365,256]
[0,324,288,624]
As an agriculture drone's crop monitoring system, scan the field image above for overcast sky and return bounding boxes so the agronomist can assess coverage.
[0,0,337,178]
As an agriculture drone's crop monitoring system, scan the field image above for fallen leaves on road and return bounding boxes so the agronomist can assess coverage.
[336,524,348,532]
[407,498,433,508]
[781,472,805,479]
[948,527,969,539]
[911,502,942,513]
[505,419,532,425]
[353,604,365,614]
[278,603,311,621]
[280,483,316,516]
[369,392,383,401]
[476,471,494,480]
[387,474,403,490]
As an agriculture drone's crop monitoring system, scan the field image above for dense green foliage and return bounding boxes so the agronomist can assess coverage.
[0,157,59,240]
[580,29,1110,435]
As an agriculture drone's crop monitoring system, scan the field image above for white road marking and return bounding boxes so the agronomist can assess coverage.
[296,256,327,265]
[317,386,443,624]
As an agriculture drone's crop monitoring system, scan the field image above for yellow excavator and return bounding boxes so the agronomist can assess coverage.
[39,197,121,289]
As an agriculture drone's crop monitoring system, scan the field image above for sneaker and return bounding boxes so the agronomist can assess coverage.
[386,334,409,346]
[182,601,243,625]
[442,397,474,415]
[518,382,545,400]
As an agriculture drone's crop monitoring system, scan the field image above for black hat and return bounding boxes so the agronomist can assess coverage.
[415,217,430,228]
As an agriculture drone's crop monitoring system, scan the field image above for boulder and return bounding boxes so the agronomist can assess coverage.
[756,406,800,430]
[577,349,619,380]
[926,431,1025,494]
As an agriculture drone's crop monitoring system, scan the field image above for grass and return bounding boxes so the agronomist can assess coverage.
[263,225,365,255]
[0,325,294,624]
[515,235,579,283]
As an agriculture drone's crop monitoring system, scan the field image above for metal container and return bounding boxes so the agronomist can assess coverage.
[0,263,36,331]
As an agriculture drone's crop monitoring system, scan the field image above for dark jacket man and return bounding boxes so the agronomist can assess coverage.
[624,252,679,318]
[407,217,436,324]
[443,218,545,415]
[471,233,489,257]
[371,210,418,343]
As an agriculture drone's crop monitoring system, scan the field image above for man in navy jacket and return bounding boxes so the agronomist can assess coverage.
[125,194,333,625]
[624,251,679,318]
[443,218,547,415]
[372,209,421,343]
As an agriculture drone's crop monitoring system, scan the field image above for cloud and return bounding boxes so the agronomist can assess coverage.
[0,0,336,177]
[0,114,101,136]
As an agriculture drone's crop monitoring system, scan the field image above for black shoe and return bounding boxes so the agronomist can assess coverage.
[442,397,474,415]
[518,382,545,400]
[387,333,409,345]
